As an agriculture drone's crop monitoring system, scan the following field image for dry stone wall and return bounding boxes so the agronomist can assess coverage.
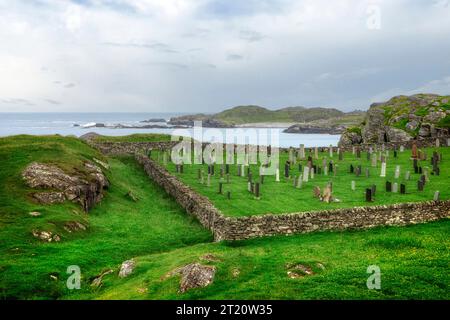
[134,153,450,241]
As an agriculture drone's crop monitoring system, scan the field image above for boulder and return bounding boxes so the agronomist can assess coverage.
[385,127,413,143]
[163,263,216,293]
[338,131,362,147]
[405,120,419,131]
[22,162,108,212]
[118,259,136,278]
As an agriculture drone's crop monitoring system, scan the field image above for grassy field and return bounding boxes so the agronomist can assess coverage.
[0,135,448,300]
[0,135,210,299]
[81,220,449,300]
[151,147,450,217]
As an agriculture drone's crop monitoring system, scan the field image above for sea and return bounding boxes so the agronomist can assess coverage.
[0,113,341,148]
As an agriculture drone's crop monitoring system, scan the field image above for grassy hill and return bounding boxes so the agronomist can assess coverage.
[0,134,448,300]
[169,105,363,126]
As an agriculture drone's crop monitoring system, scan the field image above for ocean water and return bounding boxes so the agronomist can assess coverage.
[0,113,341,148]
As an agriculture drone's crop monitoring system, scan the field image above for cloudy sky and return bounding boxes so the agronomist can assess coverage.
[1,0,450,113]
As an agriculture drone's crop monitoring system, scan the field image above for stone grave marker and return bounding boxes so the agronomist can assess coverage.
[371,153,377,167]
[324,165,328,176]
[227,191,231,200]
[400,184,406,194]
[356,147,361,159]
[436,139,440,148]
[310,167,315,179]
[207,174,211,187]
[237,165,241,177]
[365,168,370,178]
[297,175,303,189]
[392,182,398,193]
[241,164,246,177]
[405,171,410,180]
[328,161,334,174]
[394,165,400,179]
[299,144,306,159]
[276,168,280,182]
[386,181,392,192]
[413,159,419,173]
[293,175,297,187]
[218,182,223,194]
[247,182,252,193]
[329,145,333,158]
[303,167,310,182]
[434,191,440,201]
[352,146,356,155]
[350,164,354,173]
[417,180,424,191]
[365,188,373,202]
[418,166,422,174]
[400,145,404,152]
[314,147,319,159]
[351,180,356,191]
[255,183,260,199]
[380,162,387,177]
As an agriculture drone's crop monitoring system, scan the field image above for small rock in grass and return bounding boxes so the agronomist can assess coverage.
[63,221,87,233]
[119,259,136,278]
[231,268,240,278]
[199,253,222,262]
[29,211,41,217]
[125,191,139,202]
[32,230,61,242]
[91,269,114,288]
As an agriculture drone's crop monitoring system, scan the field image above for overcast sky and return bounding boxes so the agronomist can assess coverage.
[1,0,450,113]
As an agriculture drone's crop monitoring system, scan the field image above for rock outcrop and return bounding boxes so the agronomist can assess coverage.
[339,94,450,147]
[22,161,109,212]
[164,263,216,293]
[283,124,345,134]
[118,259,136,278]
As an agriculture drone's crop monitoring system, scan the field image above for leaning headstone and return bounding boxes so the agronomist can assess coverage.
[380,162,387,177]
[433,191,440,201]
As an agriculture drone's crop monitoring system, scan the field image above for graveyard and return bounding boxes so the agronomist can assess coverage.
[150,144,450,217]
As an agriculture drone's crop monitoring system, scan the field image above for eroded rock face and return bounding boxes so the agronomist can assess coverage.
[22,162,108,212]
[338,131,363,147]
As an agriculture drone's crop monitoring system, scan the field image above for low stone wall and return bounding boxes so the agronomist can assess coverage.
[134,153,450,241]
[89,141,179,156]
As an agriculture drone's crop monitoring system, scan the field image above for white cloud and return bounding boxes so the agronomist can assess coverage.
[0,0,449,112]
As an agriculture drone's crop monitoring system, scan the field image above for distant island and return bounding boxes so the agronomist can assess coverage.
[168,105,366,134]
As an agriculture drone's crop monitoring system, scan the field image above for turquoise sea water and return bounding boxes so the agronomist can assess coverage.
[0,113,341,148]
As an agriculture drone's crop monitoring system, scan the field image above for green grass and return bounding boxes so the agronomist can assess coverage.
[152,147,450,217]
[1,135,449,300]
[93,133,173,143]
[0,135,210,299]
[81,220,450,300]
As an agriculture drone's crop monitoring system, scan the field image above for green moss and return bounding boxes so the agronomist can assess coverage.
[347,127,362,135]
[437,115,450,128]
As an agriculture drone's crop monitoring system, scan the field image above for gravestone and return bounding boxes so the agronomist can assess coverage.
[394,165,400,179]
[329,145,333,158]
[352,146,356,155]
[355,166,361,177]
[310,168,315,179]
[241,164,245,177]
[413,159,419,173]
[365,189,373,202]
[400,145,404,152]
[255,183,260,199]
[434,191,440,201]
[297,175,303,189]
[356,147,361,159]
[329,161,334,173]
[237,165,241,177]
[392,182,398,193]
[247,182,252,193]
[227,191,231,200]
[207,174,211,187]
[405,171,410,181]
[411,141,418,159]
[371,153,377,167]
[218,182,223,194]
[276,168,280,182]
[314,147,319,159]
[299,144,306,159]
[303,167,310,182]
[380,162,387,177]
[351,180,356,191]
[324,166,329,176]
[293,175,297,187]
[417,180,424,191]
[371,184,376,196]
[350,164,354,173]
[436,138,440,148]
[226,164,230,175]
[365,168,370,178]
[400,184,406,194]
[284,162,290,178]
[386,181,392,192]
